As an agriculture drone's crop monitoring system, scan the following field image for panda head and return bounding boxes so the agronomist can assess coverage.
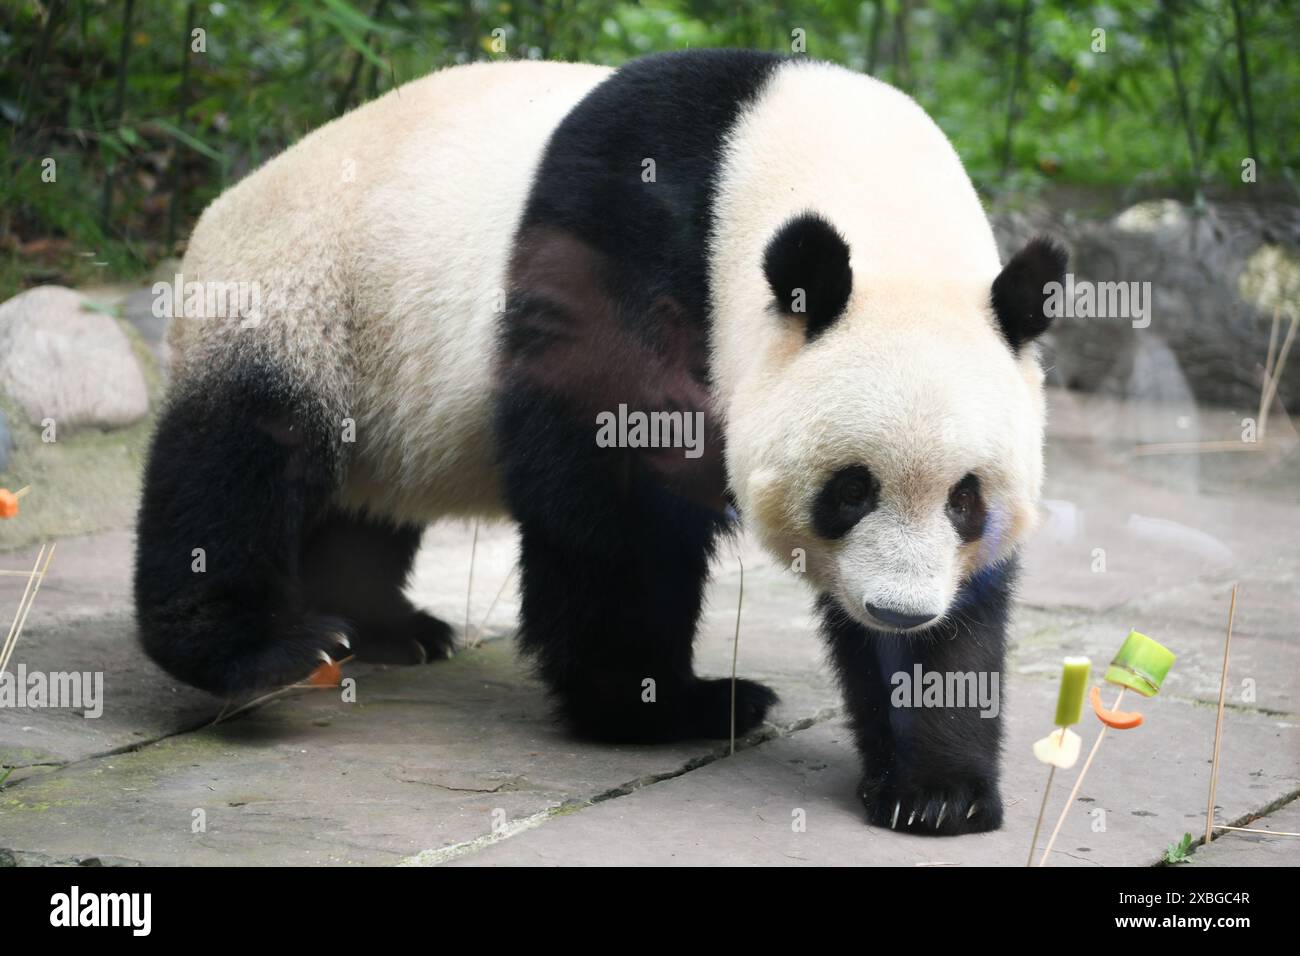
[730,212,1067,633]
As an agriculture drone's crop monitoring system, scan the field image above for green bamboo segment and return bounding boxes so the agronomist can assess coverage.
[1053,656,1092,726]
[1104,630,1175,697]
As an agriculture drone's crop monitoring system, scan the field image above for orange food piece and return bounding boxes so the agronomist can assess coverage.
[1090,685,1144,729]
[0,489,18,519]
[306,658,342,687]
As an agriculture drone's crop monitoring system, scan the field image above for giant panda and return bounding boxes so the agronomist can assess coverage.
[136,49,1066,836]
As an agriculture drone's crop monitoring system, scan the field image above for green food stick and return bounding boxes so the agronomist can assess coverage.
[1054,656,1091,726]
[1105,630,1175,697]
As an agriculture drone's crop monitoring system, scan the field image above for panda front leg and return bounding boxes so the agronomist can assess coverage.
[820,566,1013,836]
[496,389,778,743]
[300,510,455,664]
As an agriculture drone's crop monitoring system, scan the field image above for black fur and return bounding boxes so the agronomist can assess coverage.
[134,363,451,695]
[301,511,454,665]
[945,472,986,543]
[763,212,854,340]
[495,50,784,741]
[991,236,1068,351]
[811,465,879,540]
[821,560,1015,835]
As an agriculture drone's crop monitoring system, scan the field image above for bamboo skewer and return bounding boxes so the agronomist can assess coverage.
[1214,824,1300,837]
[1027,761,1057,866]
[1037,687,1125,867]
[1204,584,1238,845]
[4,545,56,673]
[730,555,744,756]
[0,546,45,671]
[1257,310,1297,440]
[1259,307,1281,438]
[463,519,479,639]
[209,654,357,727]
[470,563,516,649]
[0,544,55,678]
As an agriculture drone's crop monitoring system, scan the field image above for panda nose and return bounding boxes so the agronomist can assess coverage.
[865,602,937,630]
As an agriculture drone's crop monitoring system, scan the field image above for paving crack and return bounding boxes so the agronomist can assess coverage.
[399,705,841,866]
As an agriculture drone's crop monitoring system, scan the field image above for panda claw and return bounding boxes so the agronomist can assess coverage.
[967,802,978,820]
[907,809,916,827]
[936,802,947,828]
[890,802,900,830]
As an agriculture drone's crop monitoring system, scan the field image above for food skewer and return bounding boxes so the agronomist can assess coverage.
[1027,656,1091,865]
[1037,631,1175,867]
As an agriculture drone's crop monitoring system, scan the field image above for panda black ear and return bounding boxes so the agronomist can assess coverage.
[991,236,1068,352]
[763,212,853,342]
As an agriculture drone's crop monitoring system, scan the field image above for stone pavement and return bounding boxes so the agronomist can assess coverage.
[0,390,1297,866]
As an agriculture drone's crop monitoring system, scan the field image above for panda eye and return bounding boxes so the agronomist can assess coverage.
[812,465,877,539]
[838,476,869,507]
[947,473,986,543]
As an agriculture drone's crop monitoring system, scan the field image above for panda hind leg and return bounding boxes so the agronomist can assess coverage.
[300,510,454,665]
[134,366,353,696]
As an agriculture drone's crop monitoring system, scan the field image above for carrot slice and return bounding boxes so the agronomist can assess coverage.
[1090,685,1144,729]
[306,659,342,687]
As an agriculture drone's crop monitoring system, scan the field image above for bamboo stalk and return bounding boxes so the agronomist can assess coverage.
[166,1,197,250]
[99,0,136,231]
[1229,0,1258,161]
[1000,0,1032,174]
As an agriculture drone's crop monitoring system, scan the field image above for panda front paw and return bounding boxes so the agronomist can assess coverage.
[355,611,455,665]
[859,775,1003,836]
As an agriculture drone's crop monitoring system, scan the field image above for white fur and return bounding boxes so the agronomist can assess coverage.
[172,61,612,524]
[709,61,1047,628]
[173,58,1045,627]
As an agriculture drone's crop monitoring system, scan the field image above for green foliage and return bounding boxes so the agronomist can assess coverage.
[1,0,1296,296]
[1163,831,1195,863]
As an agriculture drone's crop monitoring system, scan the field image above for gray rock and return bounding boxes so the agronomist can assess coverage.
[121,287,169,348]
[992,200,1300,412]
[0,407,11,472]
[121,287,171,385]
[0,286,150,431]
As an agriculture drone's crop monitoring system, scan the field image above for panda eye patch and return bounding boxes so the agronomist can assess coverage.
[946,473,986,542]
[812,465,878,539]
